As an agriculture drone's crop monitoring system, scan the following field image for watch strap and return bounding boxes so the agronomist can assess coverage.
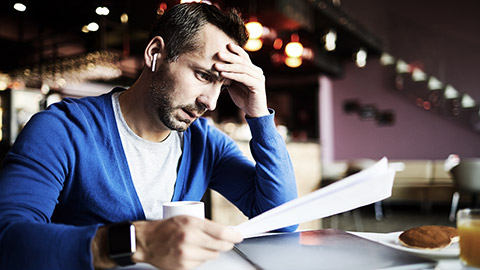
[113,254,135,266]
[107,221,136,266]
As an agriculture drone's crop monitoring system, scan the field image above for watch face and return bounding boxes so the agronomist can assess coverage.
[108,223,136,256]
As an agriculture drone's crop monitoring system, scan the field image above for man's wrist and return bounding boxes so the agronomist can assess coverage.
[245,109,279,141]
[92,226,117,269]
[245,108,272,119]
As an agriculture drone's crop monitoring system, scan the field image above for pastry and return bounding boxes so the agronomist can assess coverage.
[398,225,458,250]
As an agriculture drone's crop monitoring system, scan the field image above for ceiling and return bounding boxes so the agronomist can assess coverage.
[0,0,163,70]
[0,0,383,86]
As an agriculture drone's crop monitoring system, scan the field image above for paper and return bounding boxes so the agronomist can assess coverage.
[234,157,396,238]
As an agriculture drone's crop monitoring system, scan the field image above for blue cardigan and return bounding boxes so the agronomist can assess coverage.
[0,89,298,269]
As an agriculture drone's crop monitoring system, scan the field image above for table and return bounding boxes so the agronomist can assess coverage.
[348,232,464,270]
[118,231,466,270]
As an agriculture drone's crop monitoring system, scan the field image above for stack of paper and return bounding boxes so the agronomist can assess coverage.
[234,157,396,238]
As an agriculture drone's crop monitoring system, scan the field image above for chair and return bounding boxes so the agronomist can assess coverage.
[448,158,480,222]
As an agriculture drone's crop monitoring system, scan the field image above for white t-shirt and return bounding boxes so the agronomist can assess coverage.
[112,92,183,220]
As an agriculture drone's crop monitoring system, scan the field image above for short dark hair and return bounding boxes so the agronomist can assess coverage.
[149,3,248,62]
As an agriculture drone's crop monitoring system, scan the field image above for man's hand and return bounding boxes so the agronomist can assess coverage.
[134,216,243,270]
[92,216,243,270]
[214,43,270,118]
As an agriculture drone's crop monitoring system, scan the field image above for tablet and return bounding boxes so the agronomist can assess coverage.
[234,229,437,270]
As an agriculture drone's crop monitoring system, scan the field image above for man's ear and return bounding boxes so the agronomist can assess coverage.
[144,36,166,72]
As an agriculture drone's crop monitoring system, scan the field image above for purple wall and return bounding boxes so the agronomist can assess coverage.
[329,0,480,160]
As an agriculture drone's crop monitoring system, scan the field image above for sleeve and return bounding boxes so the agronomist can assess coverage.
[209,109,298,232]
[0,110,99,270]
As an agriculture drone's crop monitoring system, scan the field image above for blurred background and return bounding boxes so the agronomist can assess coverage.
[1,0,479,231]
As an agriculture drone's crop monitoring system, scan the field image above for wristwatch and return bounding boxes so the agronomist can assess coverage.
[107,221,136,266]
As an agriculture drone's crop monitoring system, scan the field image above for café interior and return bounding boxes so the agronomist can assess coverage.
[1,0,480,235]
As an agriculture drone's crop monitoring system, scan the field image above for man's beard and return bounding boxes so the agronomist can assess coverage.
[149,62,205,132]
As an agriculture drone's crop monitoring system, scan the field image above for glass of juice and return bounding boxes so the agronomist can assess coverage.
[457,208,480,268]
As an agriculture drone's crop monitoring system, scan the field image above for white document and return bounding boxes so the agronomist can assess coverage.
[234,157,396,238]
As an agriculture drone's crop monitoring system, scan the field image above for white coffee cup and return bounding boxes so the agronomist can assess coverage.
[163,201,205,219]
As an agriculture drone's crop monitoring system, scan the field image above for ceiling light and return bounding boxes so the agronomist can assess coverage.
[0,81,7,91]
[444,85,459,99]
[81,25,89,33]
[244,38,263,52]
[157,3,167,15]
[245,20,263,39]
[0,73,9,91]
[461,94,476,108]
[13,3,26,12]
[273,38,283,50]
[395,60,409,73]
[324,30,336,51]
[302,47,314,60]
[40,84,50,94]
[120,13,129,23]
[427,76,443,90]
[411,68,427,82]
[380,53,395,65]
[285,34,303,57]
[56,78,67,87]
[355,48,367,68]
[285,42,303,58]
[96,7,110,16]
[87,22,99,32]
[285,57,302,68]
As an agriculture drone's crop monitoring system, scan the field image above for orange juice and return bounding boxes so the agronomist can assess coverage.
[458,220,480,268]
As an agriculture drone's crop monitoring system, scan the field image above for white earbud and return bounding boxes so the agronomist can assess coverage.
[151,53,158,72]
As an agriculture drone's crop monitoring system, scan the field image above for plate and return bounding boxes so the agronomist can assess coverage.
[378,231,460,259]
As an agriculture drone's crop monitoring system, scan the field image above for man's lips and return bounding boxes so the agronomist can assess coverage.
[182,108,200,119]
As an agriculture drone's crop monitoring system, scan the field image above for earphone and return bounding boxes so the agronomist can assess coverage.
[151,53,158,72]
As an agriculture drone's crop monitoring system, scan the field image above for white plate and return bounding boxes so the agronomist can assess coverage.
[378,231,460,259]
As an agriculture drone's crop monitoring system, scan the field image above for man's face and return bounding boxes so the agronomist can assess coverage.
[149,24,235,132]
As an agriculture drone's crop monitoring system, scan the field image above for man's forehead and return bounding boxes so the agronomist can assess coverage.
[180,24,235,83]
[197,24,235,56]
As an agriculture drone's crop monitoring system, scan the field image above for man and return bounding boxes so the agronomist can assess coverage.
[0,3,297,270]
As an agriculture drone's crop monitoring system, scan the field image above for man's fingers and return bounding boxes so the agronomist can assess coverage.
[218,43,253,65]
[215,60,262,74]
[138,217,245,270]
[196,232,236,252]
[178,224,236,253]
[216,63,263,81]
[172,216,242,250]
[200,218,244,243]
[227,43,251,60]
[221,73,259,92]
[178,244,221,261]
[217,51,243,66]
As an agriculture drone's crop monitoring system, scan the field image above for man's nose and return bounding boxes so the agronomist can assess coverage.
[197,84,222,111]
